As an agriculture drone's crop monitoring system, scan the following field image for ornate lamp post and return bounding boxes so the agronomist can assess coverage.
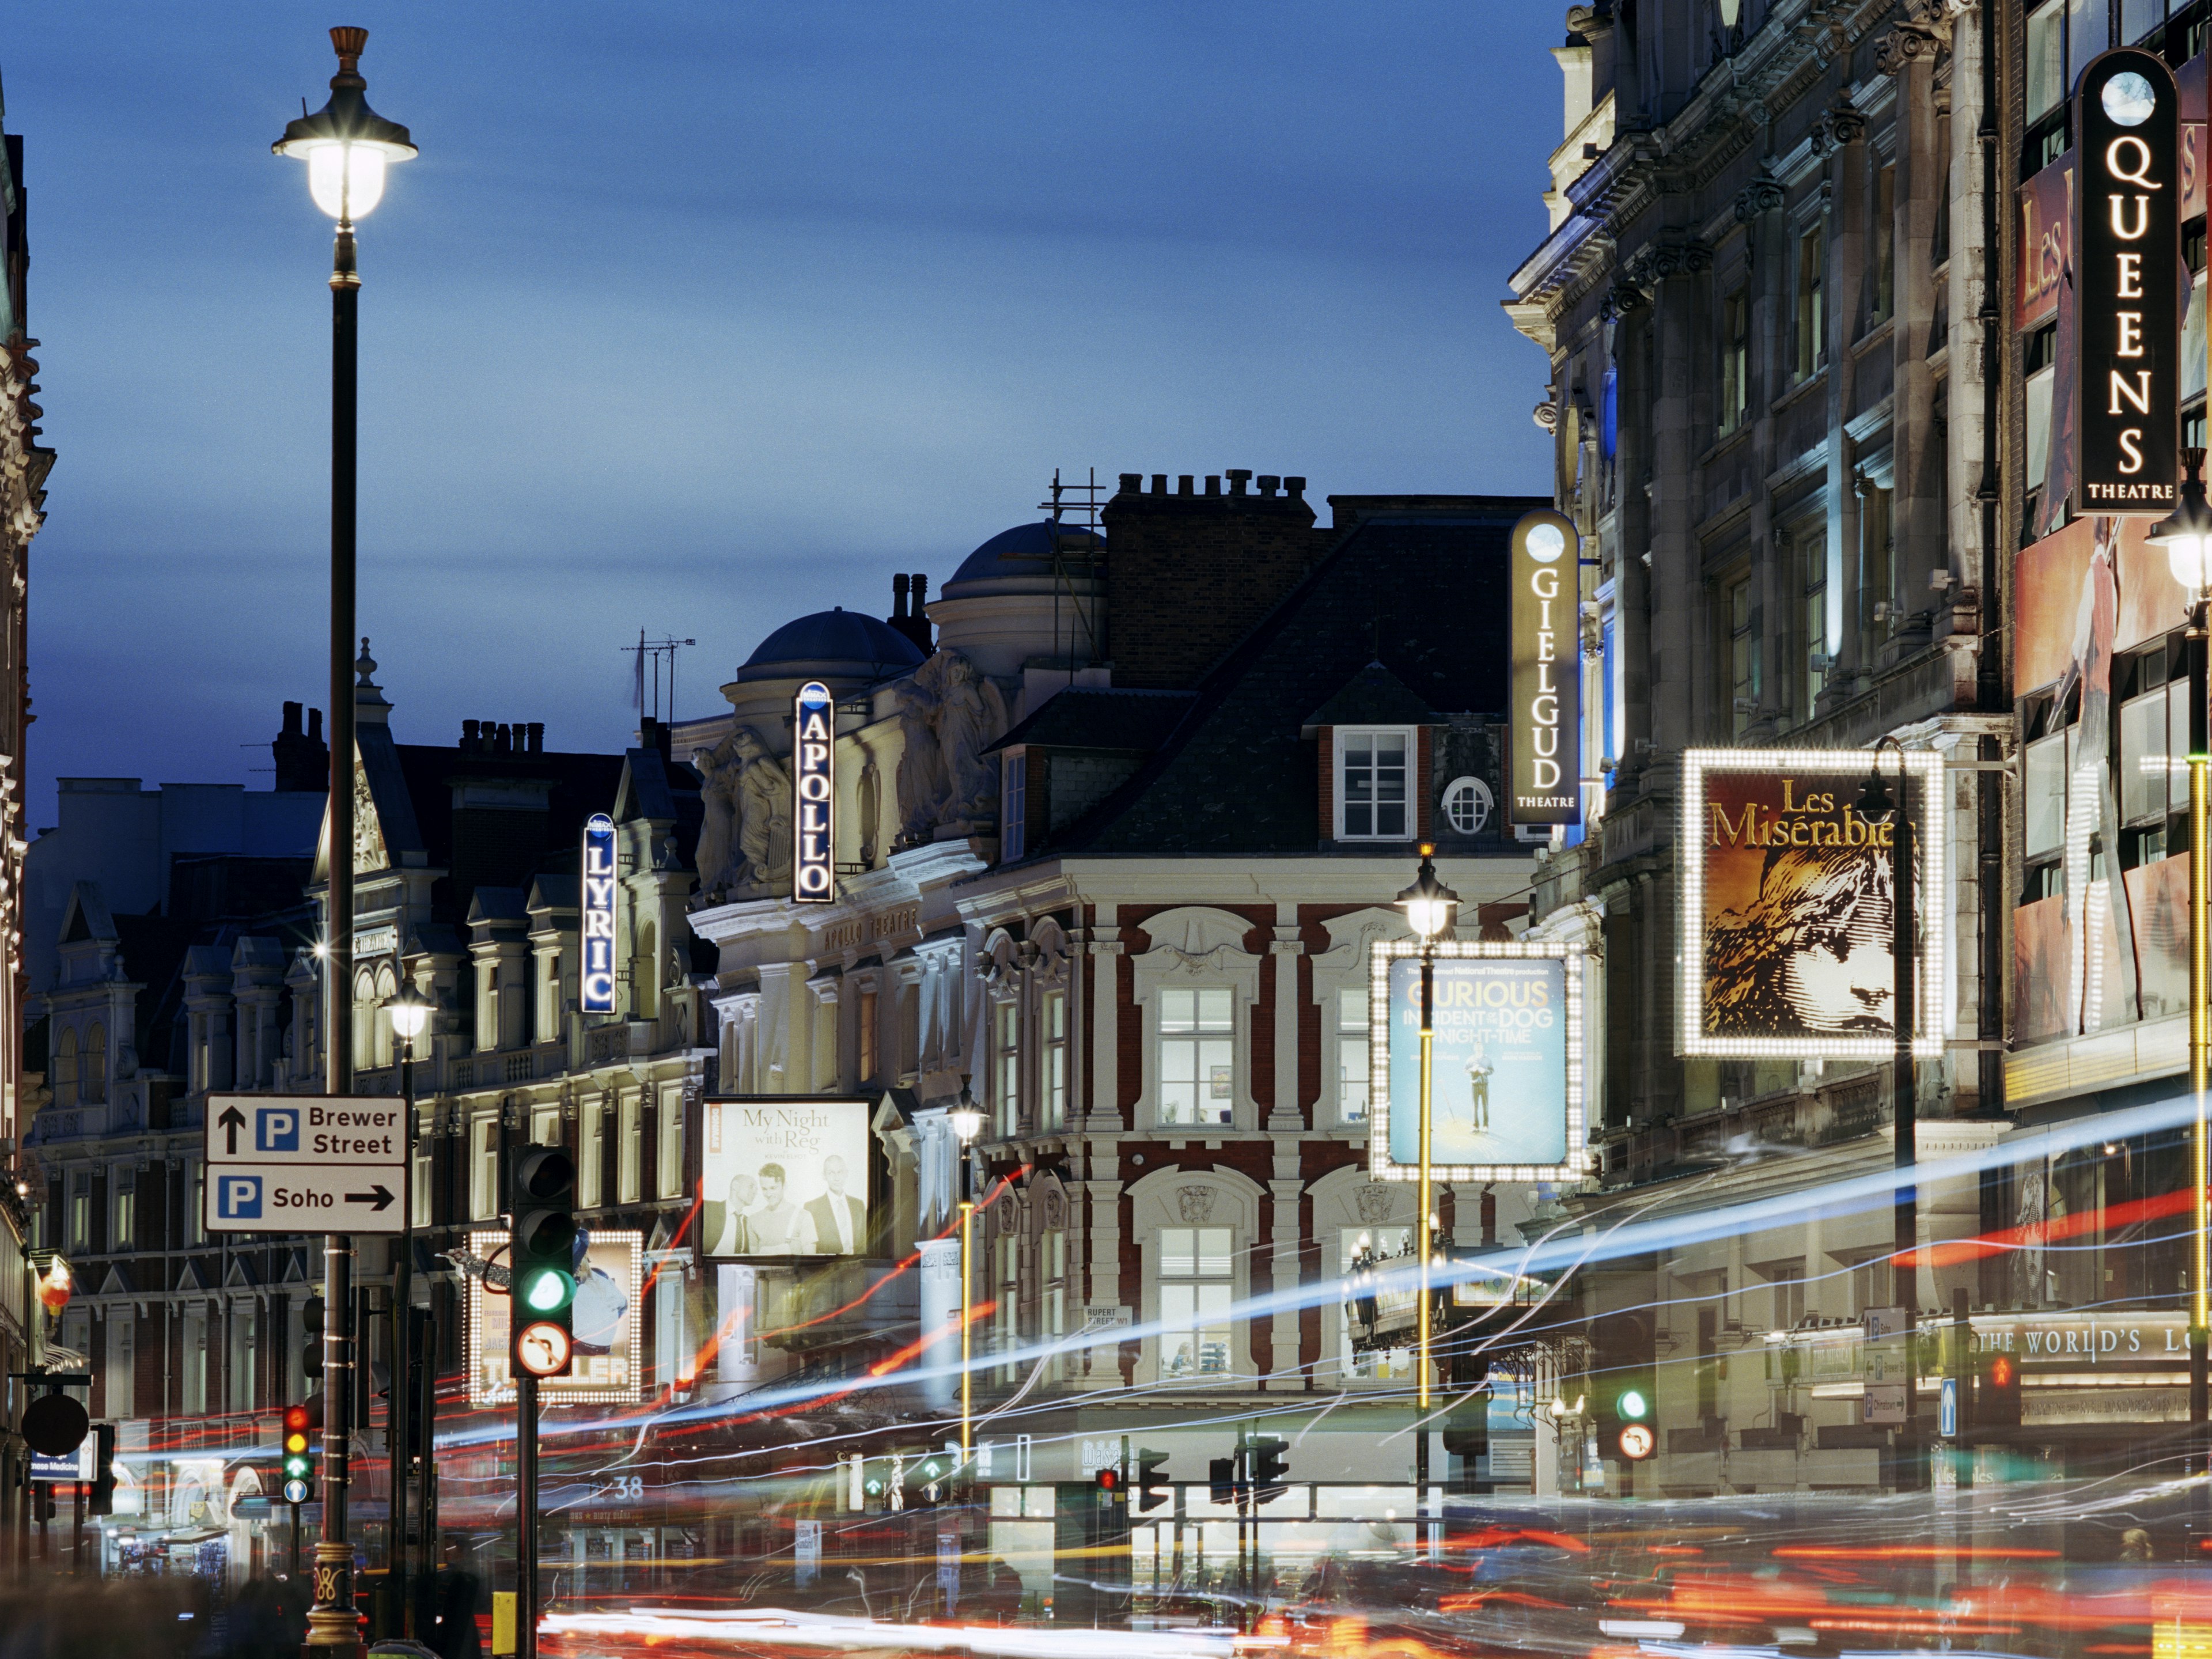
[384,980,431,1634]
[948,1083,985,1467]
[1395,843,1458,1555]
[274,31,415,1657]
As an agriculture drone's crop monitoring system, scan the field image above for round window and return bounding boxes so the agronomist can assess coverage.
[1440,775,1493,835]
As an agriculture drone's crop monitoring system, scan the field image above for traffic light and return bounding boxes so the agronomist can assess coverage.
[1590,1310,1656,1461]
[88,1423,116,1516]
[1977,1349,2022,1430]
[510,1143,578,1378]
[281,1403,315,1504]
[301,1296,324,1380]
[1094,1466,1122,1495]
[1248,1436,1289,1505]
[1209,1456,1237,1506]
[1135,1447,1171,1514]
[905,1448,959,1508]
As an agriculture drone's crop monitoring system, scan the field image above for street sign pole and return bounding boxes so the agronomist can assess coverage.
[517,1371,537,1659]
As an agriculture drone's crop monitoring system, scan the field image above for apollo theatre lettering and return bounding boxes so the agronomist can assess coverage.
[581,812,617,1014]
[793,681,835,903]
[2074,48,2179,513]
[1509,510,1581,827]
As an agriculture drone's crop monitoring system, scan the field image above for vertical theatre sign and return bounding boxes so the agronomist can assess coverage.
[2074,48,2179,513]
[1679,749,1945,1059]
[794,680,835,903]
[581,812,617,1014]
[1509,509,1582,827]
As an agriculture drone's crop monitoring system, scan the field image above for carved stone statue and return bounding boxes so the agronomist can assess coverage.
[893,649,1009,844]
[689,728,793,904]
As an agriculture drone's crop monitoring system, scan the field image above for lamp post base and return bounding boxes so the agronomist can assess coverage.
[304,1539,359,1658]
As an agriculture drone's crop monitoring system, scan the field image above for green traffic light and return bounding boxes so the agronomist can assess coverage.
[284,1455,310,1479]
[1618,1388,1649,1421]
[521,1267,572,1313]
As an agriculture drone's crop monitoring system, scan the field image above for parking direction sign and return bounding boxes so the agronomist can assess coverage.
[204,1093,407,1236]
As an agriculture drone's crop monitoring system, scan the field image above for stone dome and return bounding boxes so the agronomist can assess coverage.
[945,520,1106,591]
[735,606,926,683]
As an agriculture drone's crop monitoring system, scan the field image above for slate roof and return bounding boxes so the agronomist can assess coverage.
[987,688,1195,755]
[382,740,626,925]
[1300,661,1438,736]
[1043,500,1541,858]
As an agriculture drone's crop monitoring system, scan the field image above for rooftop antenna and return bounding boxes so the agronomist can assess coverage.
[622,632,696,727]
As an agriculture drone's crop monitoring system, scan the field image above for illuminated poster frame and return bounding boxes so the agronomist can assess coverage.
[1678,748,1945,1060]
[1508,509,1582,827]
[793,680,835,903]
[1366,937,1589,1184]
[581,812,618,1014]
[466,1227,643,1406]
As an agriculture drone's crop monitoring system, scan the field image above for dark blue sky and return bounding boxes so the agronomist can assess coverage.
[9,2,1560,824]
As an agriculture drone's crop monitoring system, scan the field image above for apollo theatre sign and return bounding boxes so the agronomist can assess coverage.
[794,681,835,903]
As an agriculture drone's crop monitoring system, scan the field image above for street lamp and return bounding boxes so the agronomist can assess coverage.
[949,1082,984,1469]
[275,30,414,1659]
[2150,448,2212,1506]
[1856,738,1918,1493]
[1395,843,1457,1551]
[385,979,431,1635]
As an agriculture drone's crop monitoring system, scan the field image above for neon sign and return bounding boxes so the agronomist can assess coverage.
[581,812,617,1013]
[794,681,835,903]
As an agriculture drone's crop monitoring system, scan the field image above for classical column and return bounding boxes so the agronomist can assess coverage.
[1643,238,1712,752]
[1885,23,1946,659]
[1737,177,1790,733]
[1088,926,1123,1131]
[1268,1176,1305,1389]
[1269,920,1304,1134]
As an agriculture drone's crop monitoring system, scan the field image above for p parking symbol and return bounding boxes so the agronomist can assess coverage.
[218,1176,263,1220]
[257,1108,300,1152]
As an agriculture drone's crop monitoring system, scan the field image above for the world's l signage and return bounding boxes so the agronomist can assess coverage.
[1508,509,1581,826]
[203,1092,407,1234]
[2074,48,2180,515]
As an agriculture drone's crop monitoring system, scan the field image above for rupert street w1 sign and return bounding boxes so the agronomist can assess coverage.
[203,1092,407,1234]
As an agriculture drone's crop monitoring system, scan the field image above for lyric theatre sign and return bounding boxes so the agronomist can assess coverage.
[1509,509,1581,827]
[581,812,617,1014]
[2074,48,2179,512]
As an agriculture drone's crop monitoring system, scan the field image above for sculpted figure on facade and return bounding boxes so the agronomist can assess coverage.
[893,649,1009,845]
[690,728,793,904]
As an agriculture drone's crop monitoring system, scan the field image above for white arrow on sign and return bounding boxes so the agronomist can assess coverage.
[203,1165,407,1236]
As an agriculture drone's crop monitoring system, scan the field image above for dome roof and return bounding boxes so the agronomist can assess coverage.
[949,520,1106,586]
[738,607,926,680]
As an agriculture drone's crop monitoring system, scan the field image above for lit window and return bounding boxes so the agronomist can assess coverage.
[1337,729,1412,840]
[1042,1228,1067,1380]
[52,1028,77,1111]
[1337,987,1370,1122]
[471,1117,498,1220]
[1041,990,1067,1133]
[995,1234,1020,1382]
[1159,988,1233,1126]
[68,1171,90,1251]
[412,1145,433,1229]
[1439,775,1493,836]
[1341,1226,1413,1380]
[1002,752,1027,862]
[657,1088,685,1200]
[618,1093,641,1203]
[994,1001,1020,1138]
[1158,1225,1233,1377]
[112,1168,135,1251]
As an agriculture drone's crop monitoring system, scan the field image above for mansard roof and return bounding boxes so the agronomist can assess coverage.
[987,688,1194,756]
[1040,497,1543,859]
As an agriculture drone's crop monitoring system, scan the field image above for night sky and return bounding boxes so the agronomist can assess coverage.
[8,3,1560,825]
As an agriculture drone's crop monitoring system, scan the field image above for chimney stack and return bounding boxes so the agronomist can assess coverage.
[272,700,331,793]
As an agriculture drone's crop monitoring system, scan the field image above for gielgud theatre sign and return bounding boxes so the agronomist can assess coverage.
[1679,749,1946,1060]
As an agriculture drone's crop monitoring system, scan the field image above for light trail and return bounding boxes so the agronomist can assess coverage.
[537,1605,1240,1659]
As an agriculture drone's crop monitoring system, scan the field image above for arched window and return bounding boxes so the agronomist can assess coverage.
[1440,775,1494,836]
[82,1023,107,1104]
[52,1027,78,1109]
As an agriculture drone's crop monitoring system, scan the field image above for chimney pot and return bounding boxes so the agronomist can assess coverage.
[495,723,512,753]
[528,722,545,753]
[1118,472,1142,493]
[892,573,909,620]
[1257,474,1280,497]
[463,719,480,749]
[1177,475,1195,496]
[1226,468,1252,496]
[1205,475,1221,496]
[1151,474,1168,494]
[283,700,303,736]
[1285,476,1307,499]
[912,573,928,602]
[309,708,323,742]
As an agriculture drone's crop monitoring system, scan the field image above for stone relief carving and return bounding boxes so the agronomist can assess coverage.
[690,726,793,906]
[352,766,386,874]
[1175,1185,1218,1225]
[1354,1183,1398,1226]
[893,649,1009,846]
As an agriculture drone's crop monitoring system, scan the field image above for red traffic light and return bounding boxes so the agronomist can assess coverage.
[1094,1468,1120,1491]
[283,1405,310,1434]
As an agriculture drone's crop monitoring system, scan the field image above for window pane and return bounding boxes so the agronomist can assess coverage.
[1160,988,1195,1032]
[2027,2,2063,122]
[2024,729,2069,860]
[2176,685,2194,813]
[1160,1229,1194,1277]
[2123,0,2165,46]
[1339,984,1365,1032]
[2069,0,2106,88]
[1196,988,1232,1029]
[1161,1283,1195,1328]
[2121,689,2169,823]
[1198,1228,1232,1275]
[2026,366,2055,490]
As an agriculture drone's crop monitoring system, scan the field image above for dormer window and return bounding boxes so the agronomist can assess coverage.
[1336,728,1414,841]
